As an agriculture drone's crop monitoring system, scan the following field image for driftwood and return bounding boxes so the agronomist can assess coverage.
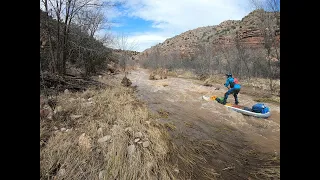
[40,72,106,93]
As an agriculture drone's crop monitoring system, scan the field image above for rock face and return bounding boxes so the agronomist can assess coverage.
[136,10,280,62]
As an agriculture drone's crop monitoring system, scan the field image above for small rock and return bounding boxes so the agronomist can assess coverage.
[64,89,70,94]
[121,76,132,87]
[66,129,72,132]
[154,75,161,80]
[88,98,93,101]
[97,128,103,135]
[78,133,92,150]
[69,98,76,102]
[203,82,213,87]
[54,106,63,114]
[47,112,53,120]
[142,141,150,148]
[137,141,143,144]
[174,168,179,173]
[145,121,151,125]
[61,128,66,131]
[99,170,105,179]
[125,127,132,132]
[127,144,135,156]
[134,138,140,143]
[82,102,93,107]
[98,135,111,143]
[70,114,83,120]
[98,75,102,78]
[135,132,143,138]
[57,168,66,176]
[53,126,58,130]
[215,87,220,90]
[146,162,154,169]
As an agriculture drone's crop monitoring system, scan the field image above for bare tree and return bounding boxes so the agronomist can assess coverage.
[149,46,162,69]
[196,44,214,75]
[40,0,119,74]
[216,43,236,74]
[112,33,138,74]
[40,2,57,73]
[234,31,251,79]
[249,0,280,91]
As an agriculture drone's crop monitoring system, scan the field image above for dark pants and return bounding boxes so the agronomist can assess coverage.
[223,87,240,104]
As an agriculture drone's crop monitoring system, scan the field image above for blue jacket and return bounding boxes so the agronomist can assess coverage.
[224,77,241,89]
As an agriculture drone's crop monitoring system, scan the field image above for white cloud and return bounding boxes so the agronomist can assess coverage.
[125,0,251,31]
[106,32,169,52]
[127,33,170,52]
[115,0,252,51]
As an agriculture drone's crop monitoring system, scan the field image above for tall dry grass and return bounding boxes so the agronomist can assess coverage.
[40,85,175,180]
[167,69,280,97]
[241,78,280,95]
[167,69,198,79]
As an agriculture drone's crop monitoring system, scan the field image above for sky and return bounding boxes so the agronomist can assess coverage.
[40,0,274,52]
[103,0,258,52]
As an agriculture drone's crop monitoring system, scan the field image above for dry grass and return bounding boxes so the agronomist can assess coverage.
[184,122,194,128]
[167,139,222,180]
[201,75,280,97]
[254,96,280,104]
[251,154,280,179]
[164,122,176,131]
[157,108,170,118]
[40,85,175,180]
[149,68,168,80]
[167,70,224,85]
[167,69,198,79]
[203,74,226,85]
[241,78,280,96]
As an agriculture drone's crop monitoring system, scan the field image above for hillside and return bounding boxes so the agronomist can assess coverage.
[137,9,280,61]
[40,9,138,78]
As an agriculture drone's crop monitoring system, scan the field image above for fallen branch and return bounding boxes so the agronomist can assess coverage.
[40,72,107,93]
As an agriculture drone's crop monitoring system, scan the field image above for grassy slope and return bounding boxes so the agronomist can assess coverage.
[40,85,175,180]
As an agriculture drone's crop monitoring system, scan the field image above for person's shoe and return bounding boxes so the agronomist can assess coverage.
[235,101,239,105]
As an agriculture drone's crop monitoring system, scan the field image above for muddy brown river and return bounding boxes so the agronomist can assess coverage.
[124,68,280,179]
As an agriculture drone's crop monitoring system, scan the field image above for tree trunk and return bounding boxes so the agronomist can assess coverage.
[43,0,56,73]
